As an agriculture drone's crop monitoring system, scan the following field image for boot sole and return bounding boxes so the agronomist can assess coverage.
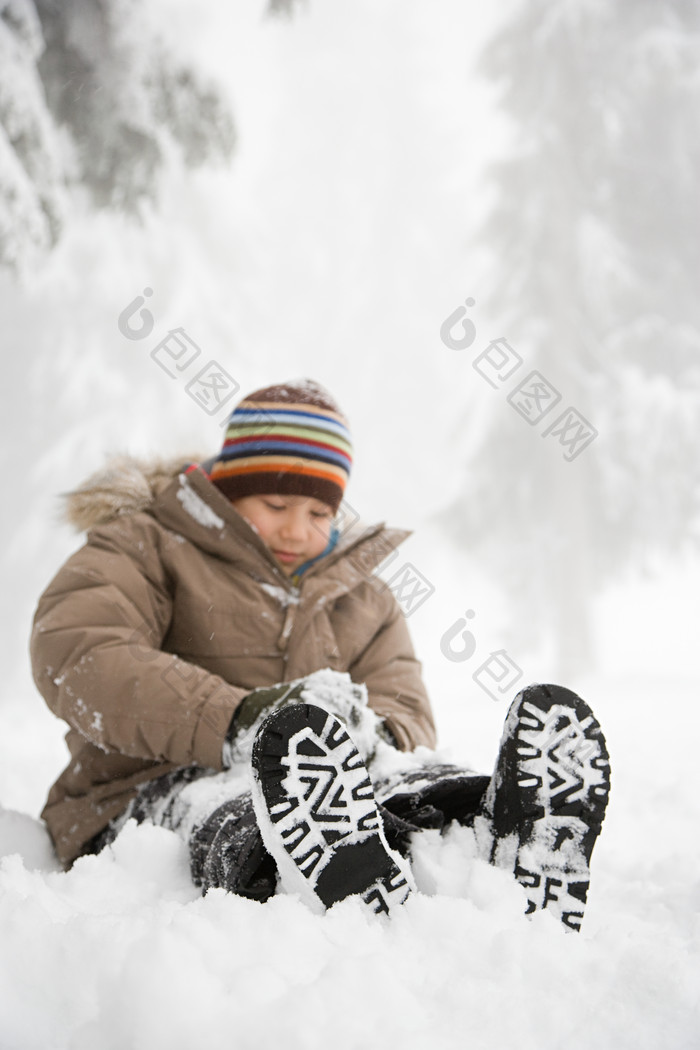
[251,703,413,915]
[487,684,611,930]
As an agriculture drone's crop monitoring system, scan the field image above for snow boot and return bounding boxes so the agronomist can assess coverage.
[189,792,277,903]
[475,683,611,931]
[251,703,414,915]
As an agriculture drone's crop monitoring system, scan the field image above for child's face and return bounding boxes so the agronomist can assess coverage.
[232,494,334,575]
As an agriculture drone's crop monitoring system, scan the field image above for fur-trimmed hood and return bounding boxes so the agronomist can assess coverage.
[62,455,376,550]
[62,456,203,533]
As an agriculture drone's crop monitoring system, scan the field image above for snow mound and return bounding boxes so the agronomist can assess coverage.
[0,793,698,1050]
[0,805,61,873]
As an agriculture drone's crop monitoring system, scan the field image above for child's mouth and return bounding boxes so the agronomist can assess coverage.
[273,550,302,564]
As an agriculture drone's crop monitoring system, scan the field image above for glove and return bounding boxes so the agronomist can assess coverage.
[228,680,308,737]
[222,669,396,768]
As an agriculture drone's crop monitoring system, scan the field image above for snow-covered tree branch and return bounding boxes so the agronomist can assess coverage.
[0,0,235,270]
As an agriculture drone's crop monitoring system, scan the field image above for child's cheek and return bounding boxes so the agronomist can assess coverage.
[311,523,331,556]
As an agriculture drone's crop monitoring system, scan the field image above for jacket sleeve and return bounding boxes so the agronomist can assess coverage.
[30,516,247,771]
[348,587,437,751]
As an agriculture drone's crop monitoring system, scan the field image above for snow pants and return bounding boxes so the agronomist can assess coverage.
[87,762,491,902]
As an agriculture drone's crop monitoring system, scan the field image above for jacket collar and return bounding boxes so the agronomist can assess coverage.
[150,467,411,597]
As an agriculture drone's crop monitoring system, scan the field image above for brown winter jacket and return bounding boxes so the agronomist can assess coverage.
[31,458,437,867]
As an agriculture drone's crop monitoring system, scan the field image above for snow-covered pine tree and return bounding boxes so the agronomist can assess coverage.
[0,0,235,270]
[443,0,700,675]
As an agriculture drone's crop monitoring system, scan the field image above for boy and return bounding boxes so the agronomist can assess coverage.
[30,379,610,927]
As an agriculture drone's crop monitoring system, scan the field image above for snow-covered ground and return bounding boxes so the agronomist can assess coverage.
[0,533,698,1050]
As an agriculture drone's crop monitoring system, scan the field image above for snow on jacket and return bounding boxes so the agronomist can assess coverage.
[31,458,437,867]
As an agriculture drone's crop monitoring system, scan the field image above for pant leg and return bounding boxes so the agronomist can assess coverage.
[375,764,491,855]
[82,765,278,901]
[80,765,212,855]
[82,760,490,901]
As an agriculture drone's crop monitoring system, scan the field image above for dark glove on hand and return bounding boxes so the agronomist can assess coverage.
[222,672,399,769]
[225,680,307,749]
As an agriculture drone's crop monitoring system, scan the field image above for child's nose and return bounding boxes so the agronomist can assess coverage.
[280,511,307,540]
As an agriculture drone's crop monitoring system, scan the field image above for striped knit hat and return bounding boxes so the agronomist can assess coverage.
[210,379,352,513]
